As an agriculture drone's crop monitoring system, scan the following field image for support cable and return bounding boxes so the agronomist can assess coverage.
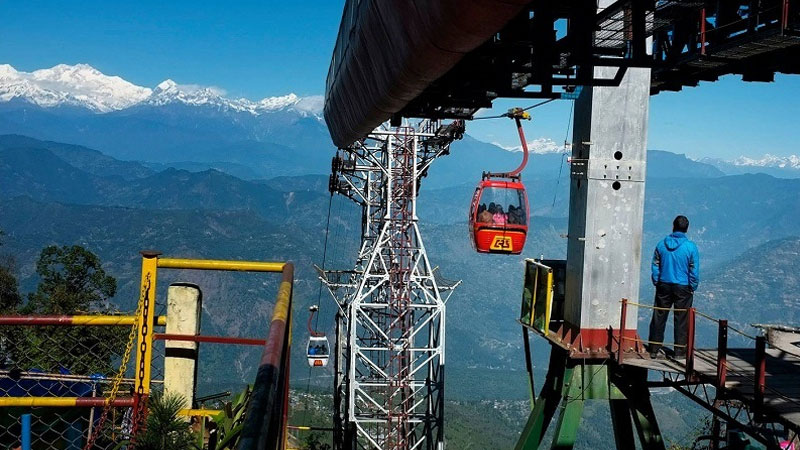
[552,100,575,208]
[301,193,334,427]
[314,194,335,335]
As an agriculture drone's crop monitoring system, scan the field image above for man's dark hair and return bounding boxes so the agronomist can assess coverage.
[673,215,689,233]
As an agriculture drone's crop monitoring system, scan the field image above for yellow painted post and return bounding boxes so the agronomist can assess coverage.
[545,270,554,334]
[135,251,161,398]
[531,265,539,327]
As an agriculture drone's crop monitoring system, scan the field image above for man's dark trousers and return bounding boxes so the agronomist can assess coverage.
[648,282,694,356]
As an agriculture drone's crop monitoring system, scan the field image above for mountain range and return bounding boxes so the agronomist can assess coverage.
[0,63,322,115]
[2,63,800,448]
[2,134,799,374]
[0,63,798,181]
[700,154,800,178]
[2,134,798,450]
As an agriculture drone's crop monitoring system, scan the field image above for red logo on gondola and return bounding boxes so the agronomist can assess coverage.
[490,236,513,251]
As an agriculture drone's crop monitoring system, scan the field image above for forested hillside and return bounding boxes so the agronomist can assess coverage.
[2,135,800,449]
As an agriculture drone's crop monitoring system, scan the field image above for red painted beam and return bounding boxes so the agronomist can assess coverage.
[618,298,628,364]
[76,397,135,407]
[0,316,76,325]
[754,336,767,420]
[717,320,728,389]
[153,333,266,346]
[0,397,134,407]
[700,9,707,56]
[239,263,294,449]
[686,307,696,377]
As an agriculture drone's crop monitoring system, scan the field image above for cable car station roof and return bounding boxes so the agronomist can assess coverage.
[324,0,800,148]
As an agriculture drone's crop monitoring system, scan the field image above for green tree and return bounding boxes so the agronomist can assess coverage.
[0,230,21,313]
[0,256,21,313]
[26,245,117,314]
[8,245,125,374]
[132,392,198,450]
[303,432,332,450]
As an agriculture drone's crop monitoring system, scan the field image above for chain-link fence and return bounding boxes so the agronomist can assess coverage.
[0,317,165,449]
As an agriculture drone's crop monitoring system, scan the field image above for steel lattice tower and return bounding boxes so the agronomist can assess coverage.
[320,120,463,450]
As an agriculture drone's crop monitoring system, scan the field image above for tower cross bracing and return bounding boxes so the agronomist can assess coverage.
[321,120,463,450]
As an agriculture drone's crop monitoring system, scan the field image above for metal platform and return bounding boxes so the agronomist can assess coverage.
[624,347,800,436]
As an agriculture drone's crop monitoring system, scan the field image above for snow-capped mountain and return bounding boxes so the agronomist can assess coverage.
[0,63,332,172]
[143,79,323,116]
[699,154,800,178]
[0,63,151,112]
[731,154,800,169]
[491,137,567,154]
[0,63,322,116]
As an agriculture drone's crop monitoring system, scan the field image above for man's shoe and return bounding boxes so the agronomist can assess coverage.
[649,348,663,359]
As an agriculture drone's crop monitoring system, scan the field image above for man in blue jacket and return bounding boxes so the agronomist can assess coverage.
[648,215,700,359]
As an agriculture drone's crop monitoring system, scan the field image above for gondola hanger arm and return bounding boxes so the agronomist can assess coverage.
[485,108,531,180]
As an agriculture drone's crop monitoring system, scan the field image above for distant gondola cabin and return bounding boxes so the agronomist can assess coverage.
[307,336,330,367]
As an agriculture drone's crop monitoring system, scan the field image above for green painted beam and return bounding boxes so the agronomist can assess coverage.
[515,349,569,450]
[551,366,584,449]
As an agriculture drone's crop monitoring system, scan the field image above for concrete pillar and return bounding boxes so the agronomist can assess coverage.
[564,3,652,352]
[164,283,202,411]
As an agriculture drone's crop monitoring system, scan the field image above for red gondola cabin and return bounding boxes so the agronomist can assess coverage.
[469,176,530,254]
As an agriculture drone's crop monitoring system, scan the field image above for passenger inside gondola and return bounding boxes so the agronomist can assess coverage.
[477,203,492,223]
[492,205,506,225]
[508,204,524,224]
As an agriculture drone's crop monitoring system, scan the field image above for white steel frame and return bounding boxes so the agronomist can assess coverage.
[321,120,462,450]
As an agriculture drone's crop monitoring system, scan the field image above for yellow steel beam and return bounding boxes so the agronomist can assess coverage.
[157,258,285,273]
[178,408,222,417]
[0,397,83,407]
[70,315,166,326]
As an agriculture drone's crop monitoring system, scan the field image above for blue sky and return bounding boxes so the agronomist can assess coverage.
[2,0,798,159]
[0,0,344,98]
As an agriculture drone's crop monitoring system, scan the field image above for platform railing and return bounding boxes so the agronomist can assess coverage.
[0,253,295,450]
[617,298,775,413]
[145,254,295,450]
[616,298,698,377]
[238,263,294,450]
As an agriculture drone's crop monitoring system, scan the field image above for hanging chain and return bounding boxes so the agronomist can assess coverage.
[84,274,147,450]
[131,274,152,439]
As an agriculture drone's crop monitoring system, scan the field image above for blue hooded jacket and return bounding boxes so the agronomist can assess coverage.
[651,232,700,291]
